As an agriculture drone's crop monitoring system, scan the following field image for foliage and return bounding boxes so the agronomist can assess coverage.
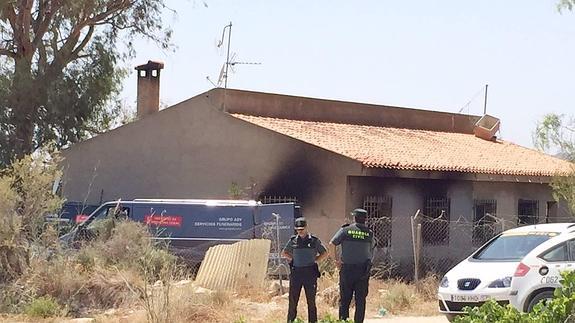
[23,295,63,318]
[228,181,244,199]
[380,280,415,312]
[0,146,64,283]
[535,114,575,162]
[0,0,173,166]
[558,0,575,12]
[318,315,354,323]
[455,270,575,323]
[534,113,575,213]
[233,316,248,323]
[1,220,178,316]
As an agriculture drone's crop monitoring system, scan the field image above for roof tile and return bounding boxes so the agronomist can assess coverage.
[233,114,574,177]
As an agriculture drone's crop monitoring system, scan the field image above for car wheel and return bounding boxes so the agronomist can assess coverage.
[444,313,459,322]
[527,290,555,312]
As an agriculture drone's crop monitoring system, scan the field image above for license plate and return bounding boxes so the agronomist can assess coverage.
[450,294,489,302]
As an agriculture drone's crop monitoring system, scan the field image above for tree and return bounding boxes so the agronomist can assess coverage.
[534,113,575,213]
[0,0,172,167]
[558,0,575,12]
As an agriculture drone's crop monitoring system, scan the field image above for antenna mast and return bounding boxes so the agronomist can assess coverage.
[222,22,232,88]
[209,22,261,88]
[483,84,488,115]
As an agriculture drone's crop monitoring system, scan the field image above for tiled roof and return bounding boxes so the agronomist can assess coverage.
[233,114,574,177]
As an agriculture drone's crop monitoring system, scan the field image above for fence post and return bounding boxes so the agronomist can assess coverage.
[411,210,421,282]
[273,212,284,294]
[416,223,422,279]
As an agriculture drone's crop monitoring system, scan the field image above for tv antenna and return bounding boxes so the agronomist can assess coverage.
[458,84,489,114]
[206,22,261,88]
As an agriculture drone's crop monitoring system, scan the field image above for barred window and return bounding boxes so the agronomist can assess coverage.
[363,196,392,248]
[260,196,298,204]
[518,199,539,225]
[473,199,497,246]
[422,197,450,246]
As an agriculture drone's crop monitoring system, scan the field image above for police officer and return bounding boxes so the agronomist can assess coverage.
[328,208,374,323]
[282,217,328,323]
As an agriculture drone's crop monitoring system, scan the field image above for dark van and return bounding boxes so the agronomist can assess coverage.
[61,199,297,263]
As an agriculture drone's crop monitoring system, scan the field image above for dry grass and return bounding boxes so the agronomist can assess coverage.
[235,281,273,302]
[138,281,234,323]
[2,273,439,322]
[1,221,176,318]
[371,274,439,316]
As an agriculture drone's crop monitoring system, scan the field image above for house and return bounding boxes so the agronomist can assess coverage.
[62,61,574,274]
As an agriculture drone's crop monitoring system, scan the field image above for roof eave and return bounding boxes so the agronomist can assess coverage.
[361,167,558,183]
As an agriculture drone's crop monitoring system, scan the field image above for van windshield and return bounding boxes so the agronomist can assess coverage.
[473,232,556,261]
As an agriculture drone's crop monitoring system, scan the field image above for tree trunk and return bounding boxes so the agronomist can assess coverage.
[10,59,37,160]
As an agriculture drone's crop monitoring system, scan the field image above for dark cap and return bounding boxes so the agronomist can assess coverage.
[351,208,368,219]
[294,217,307,229]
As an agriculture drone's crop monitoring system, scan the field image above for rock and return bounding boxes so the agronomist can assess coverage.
[193,286,214,295]
[174,279,192,286]
[104,308,116,315]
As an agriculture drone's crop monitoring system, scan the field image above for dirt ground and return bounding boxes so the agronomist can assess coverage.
[0,276,442,323]
[367,316,449,322]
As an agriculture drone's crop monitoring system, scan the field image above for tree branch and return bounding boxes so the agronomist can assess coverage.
[19,0,34,59]
[70,25,94,59]
[32,0,60,50]
[37,40,47,73]
[1,2,18,32]
[0,48,16,58]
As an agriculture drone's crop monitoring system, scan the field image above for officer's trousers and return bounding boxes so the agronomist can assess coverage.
[288,265,318,323]
[339,263,369,323]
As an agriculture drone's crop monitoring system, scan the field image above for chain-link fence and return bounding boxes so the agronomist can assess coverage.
[407,211,575,280]
[161,209,575,282]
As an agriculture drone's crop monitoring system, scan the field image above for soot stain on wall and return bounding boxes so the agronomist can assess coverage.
[259,151,323,207]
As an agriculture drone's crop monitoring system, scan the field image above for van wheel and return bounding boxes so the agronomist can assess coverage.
[527,290,554,312]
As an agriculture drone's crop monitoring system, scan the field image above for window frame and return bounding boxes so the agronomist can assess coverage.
[538,239,575,263]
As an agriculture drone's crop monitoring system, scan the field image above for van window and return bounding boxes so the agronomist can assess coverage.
[86,205,129,230]
[473,233,553,261]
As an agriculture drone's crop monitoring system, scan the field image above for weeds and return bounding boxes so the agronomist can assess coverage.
[374,274,438,315]
[0,147,64,284]
[23,296,63,318]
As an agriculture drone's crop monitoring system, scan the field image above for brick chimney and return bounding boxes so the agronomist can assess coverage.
[135,60,164,118]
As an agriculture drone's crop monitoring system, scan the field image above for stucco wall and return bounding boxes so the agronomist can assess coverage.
[222,89,481,134]
[62,92,362,242]
[346,176,566,274]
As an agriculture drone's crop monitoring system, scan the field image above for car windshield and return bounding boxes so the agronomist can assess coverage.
[473,232,556,261]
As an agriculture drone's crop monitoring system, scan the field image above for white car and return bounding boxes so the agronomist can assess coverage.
[438,223,575,320]
[509,229,575,312]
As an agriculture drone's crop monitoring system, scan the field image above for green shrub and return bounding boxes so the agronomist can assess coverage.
[455,270,575,323]
[24,295,63,318]
[318,314,354,322]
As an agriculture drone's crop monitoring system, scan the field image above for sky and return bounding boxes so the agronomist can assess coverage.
[121,0,575,148]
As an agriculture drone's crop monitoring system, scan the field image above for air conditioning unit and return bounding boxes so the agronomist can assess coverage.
[474,114,500,141]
